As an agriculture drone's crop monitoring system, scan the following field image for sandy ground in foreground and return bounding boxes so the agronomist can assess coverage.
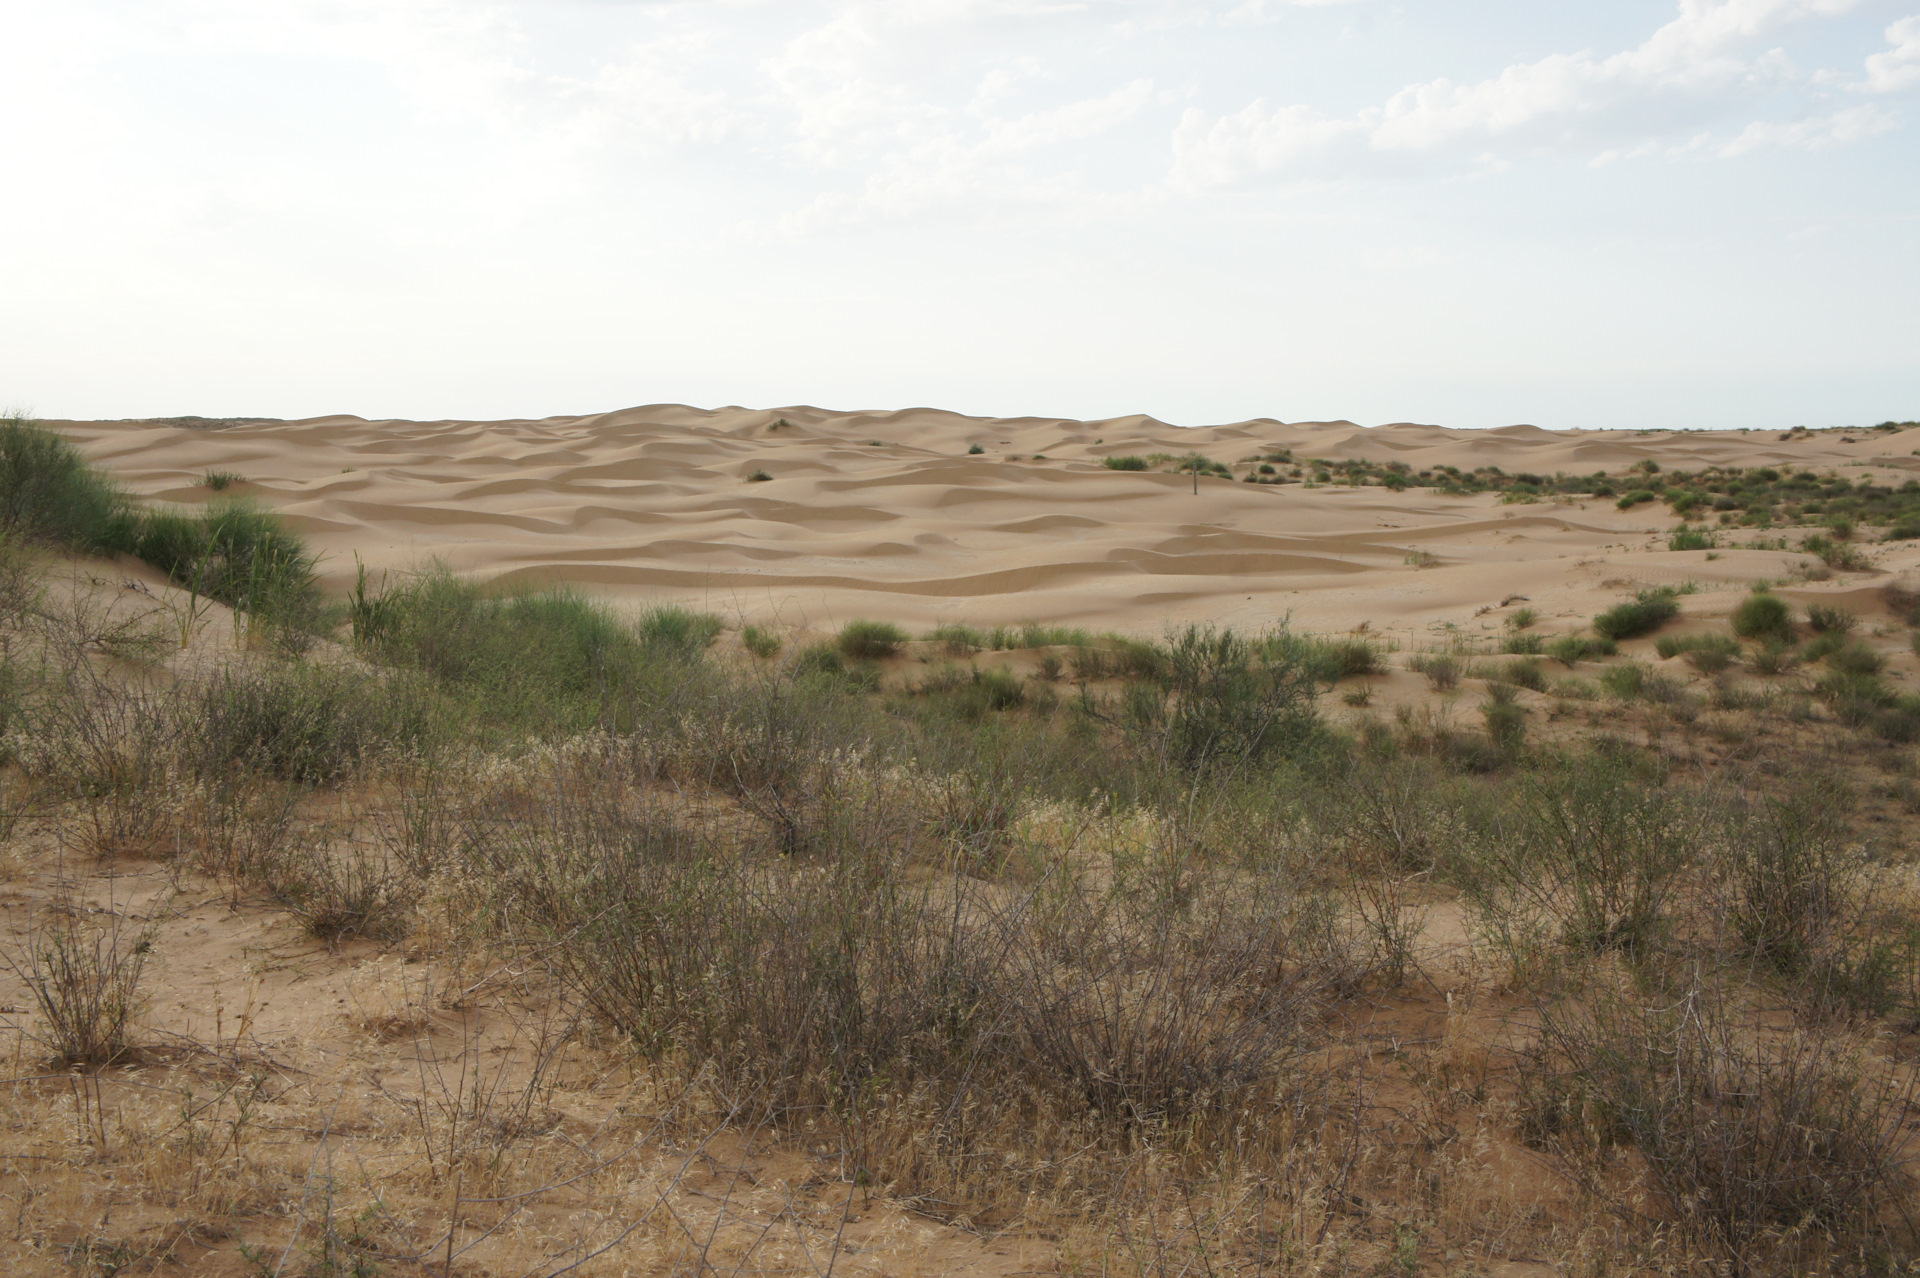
[49,405,1920,640]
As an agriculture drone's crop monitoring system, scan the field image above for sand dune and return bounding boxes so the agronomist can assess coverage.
[50,406,1920,640]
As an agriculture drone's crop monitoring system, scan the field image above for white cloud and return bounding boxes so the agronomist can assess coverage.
[1172,0,1882,187]
[1717,102,1896,151]
[1864,15,1920,92]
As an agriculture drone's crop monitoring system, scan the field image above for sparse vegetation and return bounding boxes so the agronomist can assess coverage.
[6,422,1920,1274]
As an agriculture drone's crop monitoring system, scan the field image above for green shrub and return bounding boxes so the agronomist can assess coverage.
[1462,751,1700,955]
[1482,683,1526,753]
[1500,657,1548,692]
[638,604,723,656]
[745,469,772,483]
[1668,526,1714,551]
[1409,652,1461,690]
[1592,589,1679,641]
[1601,662,1679,702]
[1102,455,1149,471]
[1501,632,1545,655]
[1816,670,1895,724]
[202,470,245,491]
[129,500,321,629]
[1749,639,1799,675]
[0,413,129,551]
[1823,641,1885,676]
[1125,625,1321,771]
[838,619,908,659]
[967,443,985,455]
[1616,489,1656,510]
[793,642,846,679]
[1547,635,1617,666]
[1731,592,1794,643]
[742,624,782,658]
[1506,607,1538,631]
[1802,535,1871,572]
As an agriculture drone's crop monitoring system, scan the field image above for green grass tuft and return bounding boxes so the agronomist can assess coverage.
[838,619,909,660]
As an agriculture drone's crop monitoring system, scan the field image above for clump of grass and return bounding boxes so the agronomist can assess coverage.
[638,603,723,655]
[1806,604,1857,634]
[1600,662,1681,703]
[742,624,782,658]
[1653,633,1740,673]
[1408,652,1461,690]
[1102,455,1149,471]
[202,470,245,491]
[1731,591,1794,643]
[1592,588,1679,641]
[1668,525,1714,551]
[1506,607,1538,631]
[1501,632,1545,655]
[967,443,984,455]
[1482,682,1526,753]
[1547,635,1618,666]
[1497,657,1548,691]
[1803,534,1872,572]
[133,500,323,630]
[270,845,415,944]
[745,468,772,483]
[838,619,908,660]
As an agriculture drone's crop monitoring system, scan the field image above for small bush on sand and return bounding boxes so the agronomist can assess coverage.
[1592,588,1679,641]
[1732,591,1794,643]
[1547,635,1617,666]
[1806,604,1857,634]
[742,624,782,658]
[838,619,908,659]
[1482,682,1526,753]
[1461,750,1699,958]
[1102,455,1149,471]
[1,911,150,1067]
[638,603,723,656]
[1409,652,1461,690]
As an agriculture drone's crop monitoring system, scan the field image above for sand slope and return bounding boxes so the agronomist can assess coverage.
[50,406,1920,639]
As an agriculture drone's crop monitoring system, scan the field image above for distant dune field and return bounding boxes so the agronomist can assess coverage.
[51,406,1920,642]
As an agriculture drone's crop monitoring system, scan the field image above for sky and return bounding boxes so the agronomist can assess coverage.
[2,0,1917,431]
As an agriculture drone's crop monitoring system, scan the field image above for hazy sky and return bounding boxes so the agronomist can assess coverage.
[3,0,1917,429]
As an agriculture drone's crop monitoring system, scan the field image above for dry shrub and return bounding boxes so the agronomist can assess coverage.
[1460,751,1702,967]
[1,905,151,1067]
[183,775,303,880]
[1524,980,1915,1268]
[267,841,417,943]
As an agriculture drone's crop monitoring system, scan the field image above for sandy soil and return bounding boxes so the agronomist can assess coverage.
[50,406,1920,640]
